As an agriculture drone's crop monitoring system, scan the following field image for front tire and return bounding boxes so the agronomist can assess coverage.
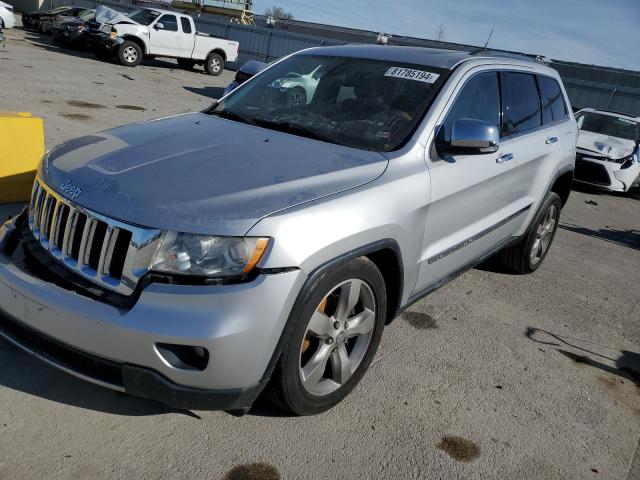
[268,257,387,416]
[117,40,142,67]
[204,52,224,75]
[499,191,562,273]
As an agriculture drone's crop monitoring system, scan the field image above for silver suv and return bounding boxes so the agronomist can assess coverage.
[0,46,577,415]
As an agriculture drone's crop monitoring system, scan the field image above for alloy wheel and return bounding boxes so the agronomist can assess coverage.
[299,279,376,396]
[123,46,137,63]
[530,204,557,265]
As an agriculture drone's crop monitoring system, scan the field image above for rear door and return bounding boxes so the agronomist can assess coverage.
[149,14,182,57]
[499,71,566,233]
[414,69,527,294]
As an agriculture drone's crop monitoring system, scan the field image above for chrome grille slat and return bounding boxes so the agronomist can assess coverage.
[49,203,64,250]
[98,227,117,275]
[27,178,163,295]
[61,208,78,257]
[78,218,98,269]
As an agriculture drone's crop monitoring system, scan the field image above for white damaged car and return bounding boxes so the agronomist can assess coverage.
[574,109,640,192]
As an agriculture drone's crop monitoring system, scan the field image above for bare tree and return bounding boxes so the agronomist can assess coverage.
[435,24,446,41]
[265,5,294,20]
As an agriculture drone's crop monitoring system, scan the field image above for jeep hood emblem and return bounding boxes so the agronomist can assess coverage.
[60,179,83,199]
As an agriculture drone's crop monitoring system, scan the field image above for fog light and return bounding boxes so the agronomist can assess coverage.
[156,343,209,371]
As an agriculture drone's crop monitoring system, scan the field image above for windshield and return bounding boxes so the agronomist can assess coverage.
[48,6,70,14]
[576,112,639,142]
[78,9,94,20]
[209,54,449,152]
[127,9,160,25]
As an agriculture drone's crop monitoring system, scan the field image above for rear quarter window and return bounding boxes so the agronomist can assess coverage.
[180,17,192,34]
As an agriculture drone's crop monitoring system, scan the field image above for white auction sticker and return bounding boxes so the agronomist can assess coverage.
[384,67,440,84]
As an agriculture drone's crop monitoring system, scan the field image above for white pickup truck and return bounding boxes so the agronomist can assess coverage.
[93,7,239,75]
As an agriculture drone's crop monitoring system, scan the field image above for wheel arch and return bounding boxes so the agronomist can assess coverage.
[550,168,574,207]
[207,48,227,62]
[257,239,404,388]
[121,35,147,54]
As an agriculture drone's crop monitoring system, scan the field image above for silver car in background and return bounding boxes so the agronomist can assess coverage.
[0,46,577,415]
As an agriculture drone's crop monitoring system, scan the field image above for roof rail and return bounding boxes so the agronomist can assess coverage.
[468,49,545,63]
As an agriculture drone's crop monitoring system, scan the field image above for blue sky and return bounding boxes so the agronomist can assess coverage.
[253,0,640,70]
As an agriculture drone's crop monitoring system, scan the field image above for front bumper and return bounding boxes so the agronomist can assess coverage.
[86,31,123,51]
[575,154,640,192]
[0,213,304,410]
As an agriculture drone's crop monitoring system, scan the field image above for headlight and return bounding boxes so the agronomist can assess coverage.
[152,232,270,278]
[620,154,638,169]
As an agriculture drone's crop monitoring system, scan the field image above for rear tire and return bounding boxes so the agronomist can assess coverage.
[268,257,387,416]
[177,58,196,70]
[499,191,562,274]
[204,52,224,76]
[117,40,142,67]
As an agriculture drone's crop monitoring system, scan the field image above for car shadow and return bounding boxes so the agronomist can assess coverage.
[183,85,226,100]
[0,337,202,417]
[526,326,640,385]
[559,223,640,252]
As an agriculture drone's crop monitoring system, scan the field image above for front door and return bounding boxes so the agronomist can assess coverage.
[413,70,529,295]
[149,14,181,57]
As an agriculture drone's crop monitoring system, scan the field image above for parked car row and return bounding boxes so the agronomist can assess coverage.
[22,4,239,75]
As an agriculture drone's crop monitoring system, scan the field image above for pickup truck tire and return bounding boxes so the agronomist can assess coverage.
[499,191,562,274]
[267,257,387,415]
[177,58,196,70]
[204,53,224,76]
[118,41,143,67]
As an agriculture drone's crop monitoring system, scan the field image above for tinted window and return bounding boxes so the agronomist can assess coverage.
[180,17,192,33]
[501,72,542,135]
[159,15,178,32]
[440,71,500,143]
[538,76,567,124]
[211,55,449,152]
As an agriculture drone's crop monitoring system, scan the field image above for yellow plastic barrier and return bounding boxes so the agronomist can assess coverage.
[0,112,44,203]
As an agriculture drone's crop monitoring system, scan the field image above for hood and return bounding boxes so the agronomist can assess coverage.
[577,130,636,160]
[240,60,269,76]
[41,113,388,236]
[94,5,137,25]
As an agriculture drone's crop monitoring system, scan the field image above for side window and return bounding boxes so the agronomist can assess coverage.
[501,72,542,136]
[537,76,568,124]
[180,17,192,34]
[440,71,500,143]
[159,15,178,32]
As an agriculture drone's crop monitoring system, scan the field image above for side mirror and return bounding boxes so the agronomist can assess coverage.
[154,22,164,30]
[437,118,499,156]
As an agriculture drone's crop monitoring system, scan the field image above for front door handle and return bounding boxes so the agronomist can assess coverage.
[496,153,514,164]
[545,136,559,144]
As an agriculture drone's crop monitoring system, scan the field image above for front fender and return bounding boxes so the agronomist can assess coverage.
[246,152,430,308]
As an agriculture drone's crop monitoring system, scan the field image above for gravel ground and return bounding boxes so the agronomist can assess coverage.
[1,24,639,480]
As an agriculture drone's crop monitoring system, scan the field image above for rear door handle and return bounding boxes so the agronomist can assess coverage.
[496,153,514,164]
[545,136,559,144]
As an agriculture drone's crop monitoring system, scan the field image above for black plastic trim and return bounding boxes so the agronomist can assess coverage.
[426,204,531,264]
[0,311,261,411]
[402,234,521,313]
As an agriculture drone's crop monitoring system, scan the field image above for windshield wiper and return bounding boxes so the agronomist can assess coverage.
[207,109,255,125]
[251,118,335,144]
